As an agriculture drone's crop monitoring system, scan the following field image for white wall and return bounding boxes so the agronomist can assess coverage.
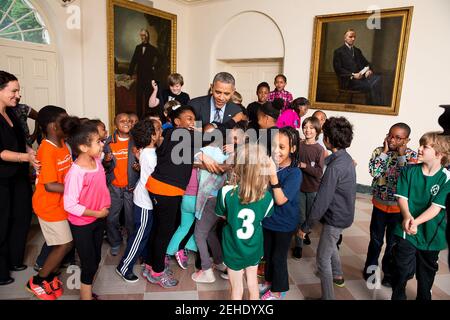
[36,0,450,185]
[187,0,450,185]
[37,0,190,124]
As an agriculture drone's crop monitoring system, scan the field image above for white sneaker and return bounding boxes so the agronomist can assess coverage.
[214,262,227,273]
[191,268,216,283]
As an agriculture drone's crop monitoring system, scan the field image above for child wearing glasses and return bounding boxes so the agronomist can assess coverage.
[363,123,417,287]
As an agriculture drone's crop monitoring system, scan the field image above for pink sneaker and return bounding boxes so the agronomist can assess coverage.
[142,264,152,279]
[175,249,188,270]
[261,290,286,300]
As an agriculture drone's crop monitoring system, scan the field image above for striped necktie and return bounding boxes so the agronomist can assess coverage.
[214,108,221,123]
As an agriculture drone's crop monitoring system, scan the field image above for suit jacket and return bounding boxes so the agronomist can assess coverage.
[333,44,371,85]
[128,43,160,85]
[188,95,241,126]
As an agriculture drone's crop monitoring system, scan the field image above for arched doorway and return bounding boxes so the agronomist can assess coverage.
[211,11,285,105]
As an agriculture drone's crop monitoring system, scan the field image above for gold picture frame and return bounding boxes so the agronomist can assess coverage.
[308,7,413,115]
[107,0,177,129]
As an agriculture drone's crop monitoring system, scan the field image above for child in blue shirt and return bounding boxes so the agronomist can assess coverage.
[260,127,303,300]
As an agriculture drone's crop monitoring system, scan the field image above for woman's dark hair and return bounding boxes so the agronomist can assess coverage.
[60,116,99,154]
[130,119,156,149]
[322,117,354,149]
[0,70,18,90]
[278,126,301,167]
[167,104,196,125]
[37,105,67,135]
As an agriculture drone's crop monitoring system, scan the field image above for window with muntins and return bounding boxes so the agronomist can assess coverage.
[0,0,50,44]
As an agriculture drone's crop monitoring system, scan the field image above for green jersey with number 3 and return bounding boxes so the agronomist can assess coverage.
[215,185,274,271]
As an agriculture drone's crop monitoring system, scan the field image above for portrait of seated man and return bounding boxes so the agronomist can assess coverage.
[333,28,383,105]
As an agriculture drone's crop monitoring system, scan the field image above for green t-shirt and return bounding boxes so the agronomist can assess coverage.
[394,164,449,251]
[215,185,274,271]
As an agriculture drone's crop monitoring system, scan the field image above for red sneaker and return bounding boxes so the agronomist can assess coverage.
[49,276,64,299]
[26,277,56,300]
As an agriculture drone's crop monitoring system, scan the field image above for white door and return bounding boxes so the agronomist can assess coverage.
[0,44,58,109]
[224,60,283,106]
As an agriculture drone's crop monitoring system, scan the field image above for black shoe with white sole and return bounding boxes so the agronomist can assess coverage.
[115,267,139,283]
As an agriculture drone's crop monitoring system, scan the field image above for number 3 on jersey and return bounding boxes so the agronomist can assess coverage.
[237,209,255,240]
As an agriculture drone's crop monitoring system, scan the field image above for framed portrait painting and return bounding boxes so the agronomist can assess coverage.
[107,0,177,127]
[308,7,413,115]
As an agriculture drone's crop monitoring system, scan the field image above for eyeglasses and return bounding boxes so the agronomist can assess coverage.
[386,134,407,142]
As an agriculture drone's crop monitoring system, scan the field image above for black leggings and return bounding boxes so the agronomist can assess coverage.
[146,193,182,273]
[0,171,32,281]
[263,228,294,292]
[70,219,105,285]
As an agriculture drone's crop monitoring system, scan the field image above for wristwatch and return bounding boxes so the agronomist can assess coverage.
[270,183,282,189]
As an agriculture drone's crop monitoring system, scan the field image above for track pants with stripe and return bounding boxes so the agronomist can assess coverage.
[117,204,153,276]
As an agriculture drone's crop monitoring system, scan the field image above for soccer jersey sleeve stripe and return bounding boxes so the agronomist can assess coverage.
[264,199,274,217]
[394,194,408,200]
[432,202,446,209]
[221,185,235,207]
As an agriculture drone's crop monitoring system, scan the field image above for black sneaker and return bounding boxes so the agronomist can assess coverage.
[115,267,139,283]
[381,276,392,288]
[303,234,311,245]
[333,277,345,288]
[292,247,303,260]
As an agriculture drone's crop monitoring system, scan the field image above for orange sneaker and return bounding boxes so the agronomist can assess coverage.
[49,276,64,299]
[26,277,56,300]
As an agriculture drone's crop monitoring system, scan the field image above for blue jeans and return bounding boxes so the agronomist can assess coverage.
[363,206,402,277]
[117,204,153,276]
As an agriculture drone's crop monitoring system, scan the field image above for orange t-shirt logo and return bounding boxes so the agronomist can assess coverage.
[110,138,129,187]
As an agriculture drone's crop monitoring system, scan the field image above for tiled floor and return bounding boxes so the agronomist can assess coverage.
[1,193,449,300]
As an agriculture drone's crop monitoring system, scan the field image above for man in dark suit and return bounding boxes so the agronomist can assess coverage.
[333,29,382,105]
[188,72,242,127]
[127,29,160,119]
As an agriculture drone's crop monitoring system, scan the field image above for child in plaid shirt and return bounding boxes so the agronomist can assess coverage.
[268,74,293,110]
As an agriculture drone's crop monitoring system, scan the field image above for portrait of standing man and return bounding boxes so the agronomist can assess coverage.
[127,28,161,119]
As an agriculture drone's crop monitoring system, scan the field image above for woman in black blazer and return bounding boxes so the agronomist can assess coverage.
[0,71,39,285]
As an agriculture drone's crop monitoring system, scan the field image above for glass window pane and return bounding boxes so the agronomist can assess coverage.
[17,13,38,31]
[0,0,14,13]
[0,24,20,37]
[2,32,22,41]
[0,0,50,44]
[23,29,45,44]
[0,16,13,30]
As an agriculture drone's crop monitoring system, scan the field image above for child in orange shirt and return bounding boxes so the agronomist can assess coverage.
[103,113,139,256]
[27,105,73,300]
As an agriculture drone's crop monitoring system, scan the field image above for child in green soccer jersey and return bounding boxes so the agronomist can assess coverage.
[391,132,450,300]
[215,143,274,300]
